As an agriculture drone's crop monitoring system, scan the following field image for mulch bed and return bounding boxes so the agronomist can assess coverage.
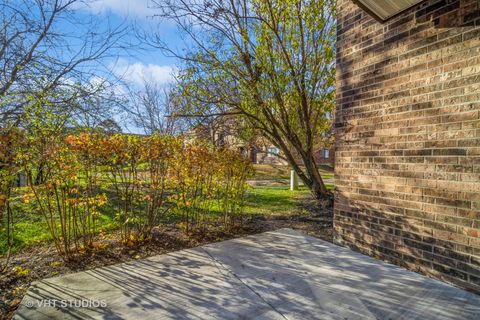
[0,201,333,319]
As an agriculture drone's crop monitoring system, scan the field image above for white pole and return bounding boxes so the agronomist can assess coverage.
[290,170,299,191]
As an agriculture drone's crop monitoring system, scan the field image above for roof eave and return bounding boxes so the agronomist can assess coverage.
[352,0,425,23]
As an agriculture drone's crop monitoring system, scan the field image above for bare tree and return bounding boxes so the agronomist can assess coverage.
[130,81,183,135]
[0,0,128,247]
[0,0,127,127]
[70,81,128,130]
[149,0,336,203]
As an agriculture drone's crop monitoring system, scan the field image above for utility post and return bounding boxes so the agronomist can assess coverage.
[290,170,299,191]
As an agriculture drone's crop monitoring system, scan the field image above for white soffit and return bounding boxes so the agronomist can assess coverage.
[354,0,424,21]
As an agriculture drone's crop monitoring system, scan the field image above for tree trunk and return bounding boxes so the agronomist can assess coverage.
[35,162,45,185]
[267,129,333,207]
[297,151,333,208]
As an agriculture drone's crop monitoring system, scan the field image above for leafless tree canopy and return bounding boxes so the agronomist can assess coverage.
[123,81,189,135]
[0,0,127,127]
[129,82,182,135]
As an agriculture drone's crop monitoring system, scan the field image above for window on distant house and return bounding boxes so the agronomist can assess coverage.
[267,147,279,156]
[322,149,330,159]
[239,147,247,158]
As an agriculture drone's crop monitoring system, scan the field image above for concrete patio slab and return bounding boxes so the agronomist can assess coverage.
[14,228,480,319]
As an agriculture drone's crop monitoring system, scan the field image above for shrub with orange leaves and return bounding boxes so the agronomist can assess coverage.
[20,132,109,259]
[137,134,182,238]
[65,133,107,245]
[170,141,253,234]
[216,148,253,230]
[169,142,216,234]
[97,134,143,243]
[15,129,253,257]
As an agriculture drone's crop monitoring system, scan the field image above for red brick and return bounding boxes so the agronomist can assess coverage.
[335,0,480,293]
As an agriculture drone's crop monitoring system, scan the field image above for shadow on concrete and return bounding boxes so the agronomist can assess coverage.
[14,229,480,319]
[334,0,480,294]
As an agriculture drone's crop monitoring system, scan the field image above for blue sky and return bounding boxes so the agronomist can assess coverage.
[77,0,181,89]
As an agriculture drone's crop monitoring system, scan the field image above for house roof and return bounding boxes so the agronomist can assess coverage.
[353,0,424,22]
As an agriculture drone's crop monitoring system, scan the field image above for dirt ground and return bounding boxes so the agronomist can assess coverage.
[0,201,333,319]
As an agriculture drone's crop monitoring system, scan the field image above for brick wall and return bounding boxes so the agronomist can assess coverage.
[335,0,480,292]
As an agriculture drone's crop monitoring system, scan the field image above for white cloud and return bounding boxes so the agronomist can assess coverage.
[83,0,154,17]
[110,58,177,87]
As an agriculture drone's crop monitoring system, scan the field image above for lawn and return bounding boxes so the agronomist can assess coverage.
[252,164,334,181]
[0,184,334,255]
[0,193,120,255]
[0,163,335,254]
[243,184,333,216]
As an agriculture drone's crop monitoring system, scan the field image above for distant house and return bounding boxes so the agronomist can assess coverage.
[184,119,287,165]
[185,114,336,167]
[251,144,287,165]
[314,147,335,165]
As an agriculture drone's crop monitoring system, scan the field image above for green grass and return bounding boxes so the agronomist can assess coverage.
[243,184,334,216]
[0,184,334,255]
[243,185,310,215]
[0,189,121,255]
[252,164,334,181]
[0,199,50,251]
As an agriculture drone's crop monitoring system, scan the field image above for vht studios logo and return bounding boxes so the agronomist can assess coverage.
[25,299,107,309]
